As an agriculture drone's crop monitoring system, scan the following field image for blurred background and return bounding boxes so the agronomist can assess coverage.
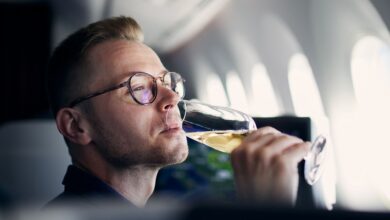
[1,0,390,215]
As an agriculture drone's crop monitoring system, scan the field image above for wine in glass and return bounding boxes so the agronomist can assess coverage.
[174,100,327,185]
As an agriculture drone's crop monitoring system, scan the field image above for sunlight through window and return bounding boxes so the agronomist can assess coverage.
[288,53,325,118]
[350,36,390,203]
[226,71,249,113]
[203,72,229,106]
[250,63,280,116]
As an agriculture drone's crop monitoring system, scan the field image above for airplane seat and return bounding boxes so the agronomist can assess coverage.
[0,119,70,207]
[0,186,12,209]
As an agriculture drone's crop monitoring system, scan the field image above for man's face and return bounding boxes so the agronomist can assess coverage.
[79,39,188,168]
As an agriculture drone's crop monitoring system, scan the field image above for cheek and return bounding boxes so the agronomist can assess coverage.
[90,99,160,144]
[116,106,158,137]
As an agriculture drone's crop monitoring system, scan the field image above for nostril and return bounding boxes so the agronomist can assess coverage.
[164,104,174,111]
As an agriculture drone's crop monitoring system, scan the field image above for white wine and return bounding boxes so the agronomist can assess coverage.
[179,100,327,186]
[186,130,249,153]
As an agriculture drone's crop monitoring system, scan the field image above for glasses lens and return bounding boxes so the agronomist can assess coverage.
[165,72,185,98]
[130,73,156,104]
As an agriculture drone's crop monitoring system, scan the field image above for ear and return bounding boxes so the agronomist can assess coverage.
[56,108,92,146]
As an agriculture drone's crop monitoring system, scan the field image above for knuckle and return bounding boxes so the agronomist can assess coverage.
[267,132,279,139]
[290,135,303,143]
[257,126,280,135]
[277,134,290,142]
[261,132,279,143]
[276,134,302,144]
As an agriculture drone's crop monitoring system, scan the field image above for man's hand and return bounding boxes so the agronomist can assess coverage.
[230,126,310,206]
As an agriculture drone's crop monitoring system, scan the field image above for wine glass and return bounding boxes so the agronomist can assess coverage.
[173,99,327,185]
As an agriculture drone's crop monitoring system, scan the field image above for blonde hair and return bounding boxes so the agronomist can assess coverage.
[46,16,144,115]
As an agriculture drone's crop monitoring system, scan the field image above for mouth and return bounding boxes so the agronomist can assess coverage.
[161,122,182,133]
[162,105,183,133]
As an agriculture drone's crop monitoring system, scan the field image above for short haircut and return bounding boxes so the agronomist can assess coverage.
[46,16,144,116]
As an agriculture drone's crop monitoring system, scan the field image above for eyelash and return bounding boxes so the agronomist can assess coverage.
[132,86,145,92]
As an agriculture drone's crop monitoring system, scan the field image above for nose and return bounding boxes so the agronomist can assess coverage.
[156,83,180,112]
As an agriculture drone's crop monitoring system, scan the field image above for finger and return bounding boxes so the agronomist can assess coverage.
[241,132,281,149]
[245,126,281,142]
[231,148,253,197]
[256,126,281,135]
[233,132,282,172]
[262,134,304,157]
[233,132,288,172]
[281,141,311,165]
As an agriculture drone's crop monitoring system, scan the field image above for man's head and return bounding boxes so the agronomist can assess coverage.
[46,16,188,169]
[47,16,146,114]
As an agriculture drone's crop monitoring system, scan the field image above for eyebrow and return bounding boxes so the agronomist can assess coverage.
[120,70,169,80]
[160,69,169,75]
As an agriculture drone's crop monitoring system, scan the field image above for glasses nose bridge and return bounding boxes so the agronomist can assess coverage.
[155,75,170,89]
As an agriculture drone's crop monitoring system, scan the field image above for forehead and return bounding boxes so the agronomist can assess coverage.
[85,40,165,85]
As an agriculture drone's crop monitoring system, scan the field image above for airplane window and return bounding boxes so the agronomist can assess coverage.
[288,53,325,118]
[226,70,249,113]
[350,36,390,204]
[250,63,280,116]
[203,72,229,106]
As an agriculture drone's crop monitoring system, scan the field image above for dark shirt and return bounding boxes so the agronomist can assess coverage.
[45,165,133,208]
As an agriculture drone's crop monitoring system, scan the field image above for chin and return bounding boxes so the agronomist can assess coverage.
[150,133,189,166]
[167,143,189,165]
[163,139,189,166]
[174,147,189,164]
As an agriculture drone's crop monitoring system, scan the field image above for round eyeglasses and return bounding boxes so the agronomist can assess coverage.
[68,71,185,107]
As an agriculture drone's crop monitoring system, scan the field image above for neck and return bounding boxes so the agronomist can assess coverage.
[74,158,160,207]
[103,165,160,207]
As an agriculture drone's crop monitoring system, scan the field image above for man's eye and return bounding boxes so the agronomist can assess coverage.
[132,85,146,92]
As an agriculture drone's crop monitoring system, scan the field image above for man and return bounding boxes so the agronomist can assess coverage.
[45,16,310,208]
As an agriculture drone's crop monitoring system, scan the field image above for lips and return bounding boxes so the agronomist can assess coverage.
[162,106,183,133]
[161,113,183,133]
[162,121,182,132]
